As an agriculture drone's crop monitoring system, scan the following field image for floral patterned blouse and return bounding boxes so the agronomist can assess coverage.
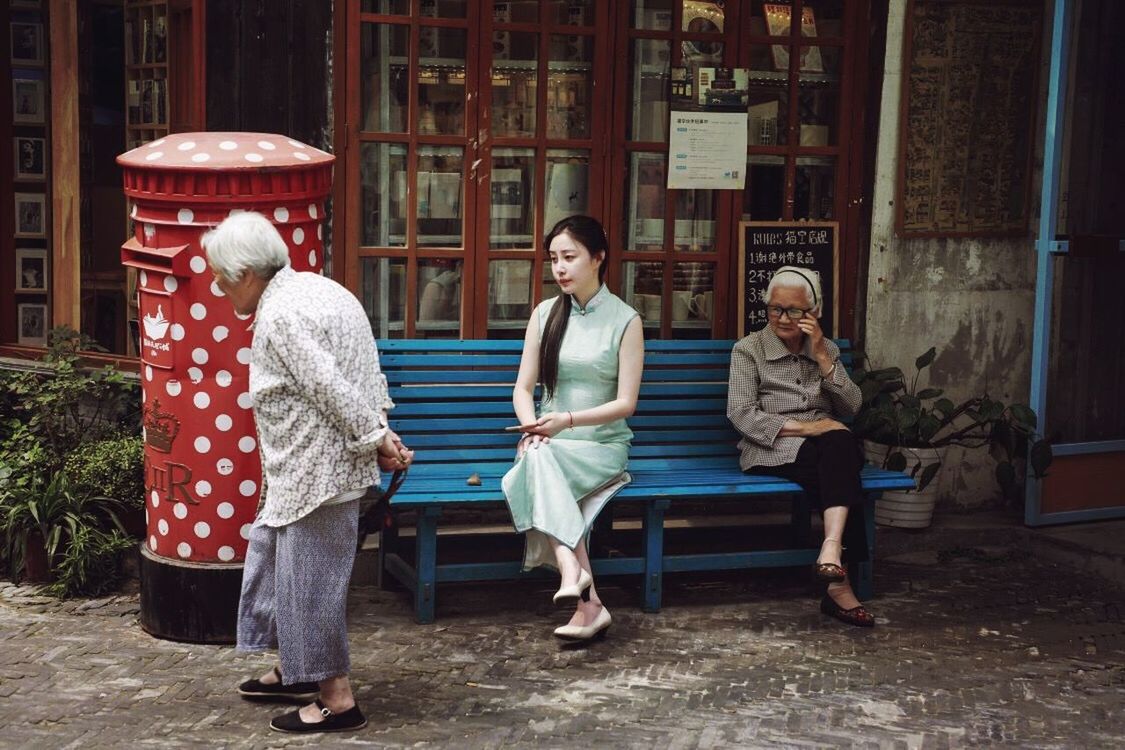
[249,266,393,526]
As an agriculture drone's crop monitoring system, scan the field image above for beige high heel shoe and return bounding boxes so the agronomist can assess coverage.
[552,568,592,606]
[553,606,612,642]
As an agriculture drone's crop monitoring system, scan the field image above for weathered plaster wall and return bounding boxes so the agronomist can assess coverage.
[864,3,1045,510]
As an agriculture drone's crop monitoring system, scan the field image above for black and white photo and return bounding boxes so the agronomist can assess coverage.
[14,193,46,237]
[10,21,44,66]
[17,303,48,347]
[13,136,46,180]
[16,248,47,292]
[12,77,44,124]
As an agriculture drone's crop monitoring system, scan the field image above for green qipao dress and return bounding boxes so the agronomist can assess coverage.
[501,285,640,571]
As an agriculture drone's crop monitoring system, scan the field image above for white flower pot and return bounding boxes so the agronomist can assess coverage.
[863,442,945,529]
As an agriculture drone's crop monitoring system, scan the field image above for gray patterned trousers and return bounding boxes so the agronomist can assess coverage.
[236,499,358,684]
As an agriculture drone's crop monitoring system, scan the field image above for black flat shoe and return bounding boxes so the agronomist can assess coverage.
[270,699,368,734]
[820,595,875,628]
[238,666,319,703]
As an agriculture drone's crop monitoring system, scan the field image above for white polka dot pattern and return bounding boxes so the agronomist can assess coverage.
[120,133,332,169]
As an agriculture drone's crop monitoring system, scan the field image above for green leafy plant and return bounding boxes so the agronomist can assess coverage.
[0,326,142,595]
[851,347,1052,496]
[65,435,145,512]
[0,470,130,588]
[3,326,139,478]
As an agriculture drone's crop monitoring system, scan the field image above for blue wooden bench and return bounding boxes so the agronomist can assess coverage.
[375,338,916,624]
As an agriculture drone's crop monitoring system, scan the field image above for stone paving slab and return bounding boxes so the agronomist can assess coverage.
[1,545,1124,749]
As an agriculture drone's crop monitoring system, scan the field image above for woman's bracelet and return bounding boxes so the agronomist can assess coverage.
[567,411,574,428]
[822,361,838,380]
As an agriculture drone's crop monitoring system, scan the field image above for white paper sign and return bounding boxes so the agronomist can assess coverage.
[667,111,748,190]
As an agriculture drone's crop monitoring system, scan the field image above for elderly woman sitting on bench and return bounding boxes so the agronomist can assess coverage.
[726,266,874,627]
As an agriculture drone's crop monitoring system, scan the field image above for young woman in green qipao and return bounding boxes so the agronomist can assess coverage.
[501,215,645,643]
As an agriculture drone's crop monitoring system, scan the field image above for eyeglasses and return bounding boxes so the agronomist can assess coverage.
[765,305,812,320]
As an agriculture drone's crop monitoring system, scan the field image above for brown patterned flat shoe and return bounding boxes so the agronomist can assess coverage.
[820,595,875,628]
[813,562,847,583]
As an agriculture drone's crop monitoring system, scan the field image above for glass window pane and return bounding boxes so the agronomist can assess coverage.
[795,156,836,220]
[418,28,467,135]
[417,259,463,338]
[545,149,590,232]
[540,259,560,305]
[797,74,838,147]
[622,261,664,333]
[681,1,724,66]
[362,0,409,14]
[420,0,465,18]
[803,1,846,37]
[673,190,716,252]
[797,44,840,78]
[417,146,464,248]
[488,259,534,338]
[548,35,592,139]
[632,0,672,30]
[361,23,409,133]
[361,257,407,338]
[748,83,788,145]
[548,0,592,25]
[742,155,785,221]
[492,32,538,138]
[630,40,670,141]
[671,261,714,338]
[497,1,537,24]
[361,142,408,247]
[626,152,666,252]
[491,148,535,250]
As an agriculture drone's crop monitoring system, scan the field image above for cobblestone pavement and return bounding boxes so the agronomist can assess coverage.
[1,545,1123,749]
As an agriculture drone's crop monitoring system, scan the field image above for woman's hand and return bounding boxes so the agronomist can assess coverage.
[797,312,831,366]
[804,418,849,436]
[525,411,570,438]
[516,431,551,458]
[377,428,415,471]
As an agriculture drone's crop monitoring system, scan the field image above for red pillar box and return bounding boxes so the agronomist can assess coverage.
[118,133,334,643]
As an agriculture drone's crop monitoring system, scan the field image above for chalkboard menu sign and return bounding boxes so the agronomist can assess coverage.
[897,1,1041,236]
[738,221,838,337]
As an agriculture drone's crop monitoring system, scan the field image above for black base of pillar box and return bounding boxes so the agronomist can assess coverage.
[139,545,243,644]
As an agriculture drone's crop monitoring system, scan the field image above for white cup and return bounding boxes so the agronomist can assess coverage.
[672,290,693,321]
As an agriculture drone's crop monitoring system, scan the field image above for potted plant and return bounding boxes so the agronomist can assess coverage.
[851,347,1052,528]
[0,327,141,593]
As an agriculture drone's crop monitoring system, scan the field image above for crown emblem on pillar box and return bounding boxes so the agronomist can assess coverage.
[144,399,181,453]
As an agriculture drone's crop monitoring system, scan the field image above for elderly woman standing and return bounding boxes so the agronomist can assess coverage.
[203,212,413,733]
[726,266,874,627]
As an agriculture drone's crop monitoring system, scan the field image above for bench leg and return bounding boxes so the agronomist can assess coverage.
[377,514,400,591]
[589,505,614,559]
[641,499,669,613]
[790,492,812,546]
[851,493,878,602]
[414,507,441,624]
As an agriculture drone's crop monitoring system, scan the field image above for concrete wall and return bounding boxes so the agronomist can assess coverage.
[863,3,1048,510]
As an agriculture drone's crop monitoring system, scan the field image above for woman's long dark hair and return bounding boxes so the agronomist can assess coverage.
[539,215,609,400]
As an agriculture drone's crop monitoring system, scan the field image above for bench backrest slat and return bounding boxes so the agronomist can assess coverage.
[378,338,853,464]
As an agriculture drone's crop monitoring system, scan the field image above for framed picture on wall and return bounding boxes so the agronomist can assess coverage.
[16,247,48,292]
[10,1,44,9]
[13,136,46,180]
[12,78,45,124]
[17,303,48,347]
[10,21,44,66]
[14,192,46,237]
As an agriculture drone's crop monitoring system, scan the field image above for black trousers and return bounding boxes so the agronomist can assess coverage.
[745,430,869,563]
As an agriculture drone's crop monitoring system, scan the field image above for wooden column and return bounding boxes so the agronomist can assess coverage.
[49,0,80,329]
